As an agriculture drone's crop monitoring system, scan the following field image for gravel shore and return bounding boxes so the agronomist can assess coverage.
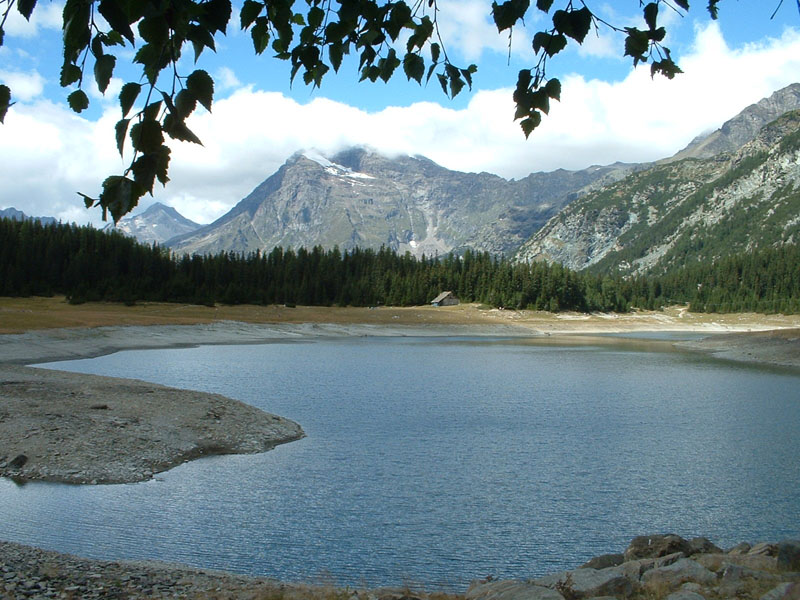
[677,328,800,369]
[0,363,304,484]
[0,540,457,600]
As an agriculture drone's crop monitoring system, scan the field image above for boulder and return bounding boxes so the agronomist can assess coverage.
[579,555,624,570]
[777,540,800,572]
[727,542,752,555]
[724,564,779,582]
[750,543,779,557]
[761,582,800,600]
[533,567,636,599]
[624,535,691,561]
[466,580,565,600]
[8,454,27,469]
[665,592,706,600]
[641,559,717,588]
[655,553,686,569]
[696,553,778,573]
[687,538,722,556]
[617,560,653,581]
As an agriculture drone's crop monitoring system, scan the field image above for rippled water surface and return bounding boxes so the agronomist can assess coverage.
[2,336,800,588]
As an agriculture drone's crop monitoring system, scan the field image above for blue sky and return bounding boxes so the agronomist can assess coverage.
[2,1,800,225]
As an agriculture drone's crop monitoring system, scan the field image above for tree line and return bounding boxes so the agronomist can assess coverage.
[1,217,798,314]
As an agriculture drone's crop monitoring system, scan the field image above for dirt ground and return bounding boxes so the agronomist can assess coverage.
[3,296,799,334]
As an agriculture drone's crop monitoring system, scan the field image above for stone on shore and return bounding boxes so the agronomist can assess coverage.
[466,580,564,600]
[4,534,800,600]
[641,558,718,587]
[533,566,636,598]
[579,554,625,570]
[624,534,691,561]
[777,540,800,571]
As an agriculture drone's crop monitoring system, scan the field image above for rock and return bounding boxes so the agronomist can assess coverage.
[761,582,800,600]
[466,580,565,600]
[721,563,779,588]
[655,553,685,569]
[641,558,717,588]
[727,542,752,555]
[617,559,653,581]
[624,535,691,561]
[750,543,779,557]
[665,592,706,600]
[687,538,722,556]
[579,555,624,570]
[8,454,28,469]
[777,540,800,571]
[533,567,636,598]
[696,552,778,573]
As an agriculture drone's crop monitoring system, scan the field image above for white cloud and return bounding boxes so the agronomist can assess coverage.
[576,28,621,60]
[87,76,124,103]
[215,66,242,91]
[3,22,800,227]
[434,0,532,61]
[2,1,63,37]
[0,69,45,101]
[0,101,125,225]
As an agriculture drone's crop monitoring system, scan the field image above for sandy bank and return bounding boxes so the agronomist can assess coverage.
[0,363,304,484]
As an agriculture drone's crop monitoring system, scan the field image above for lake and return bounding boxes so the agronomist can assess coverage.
[2,335,800,588]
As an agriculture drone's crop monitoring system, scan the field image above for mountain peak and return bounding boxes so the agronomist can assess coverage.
[167,144,627,257]
[0,207,57,225]
[669,82,800,161]
[105,202,200,245]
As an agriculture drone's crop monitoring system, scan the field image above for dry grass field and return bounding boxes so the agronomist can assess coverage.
[2,295,799,335]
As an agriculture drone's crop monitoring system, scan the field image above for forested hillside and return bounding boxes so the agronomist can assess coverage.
[516,110,800,276]
[2,218,798,314]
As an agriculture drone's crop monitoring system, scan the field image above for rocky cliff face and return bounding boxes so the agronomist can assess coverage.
[515,109,800,275]
[105,202,200,245]
[668,83,800,161]
[167,148,634,257]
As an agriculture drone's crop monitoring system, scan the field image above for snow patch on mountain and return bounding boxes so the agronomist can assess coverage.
[303,149,375,181]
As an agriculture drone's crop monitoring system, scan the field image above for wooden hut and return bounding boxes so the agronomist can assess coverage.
[431,291,459,307]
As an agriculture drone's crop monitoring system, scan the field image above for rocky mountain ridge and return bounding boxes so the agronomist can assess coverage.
[668,83,800,162]
[166,148,635,257]
[0,207,56,225]
[104,202,201,245]
[514,108,800,275]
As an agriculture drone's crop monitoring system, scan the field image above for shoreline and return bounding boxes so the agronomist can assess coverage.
[2,302,800,484]
[2,301,800,598]
[1,535,798,599]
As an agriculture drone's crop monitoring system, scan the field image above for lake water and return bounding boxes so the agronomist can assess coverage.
[2,336,800,588]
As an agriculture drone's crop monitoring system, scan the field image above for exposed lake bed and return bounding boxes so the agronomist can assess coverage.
[1,303,799,594]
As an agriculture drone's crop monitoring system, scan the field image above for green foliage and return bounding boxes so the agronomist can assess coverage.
[0,84,10,123]
[0,0,747,222]
[2,217,798,314]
